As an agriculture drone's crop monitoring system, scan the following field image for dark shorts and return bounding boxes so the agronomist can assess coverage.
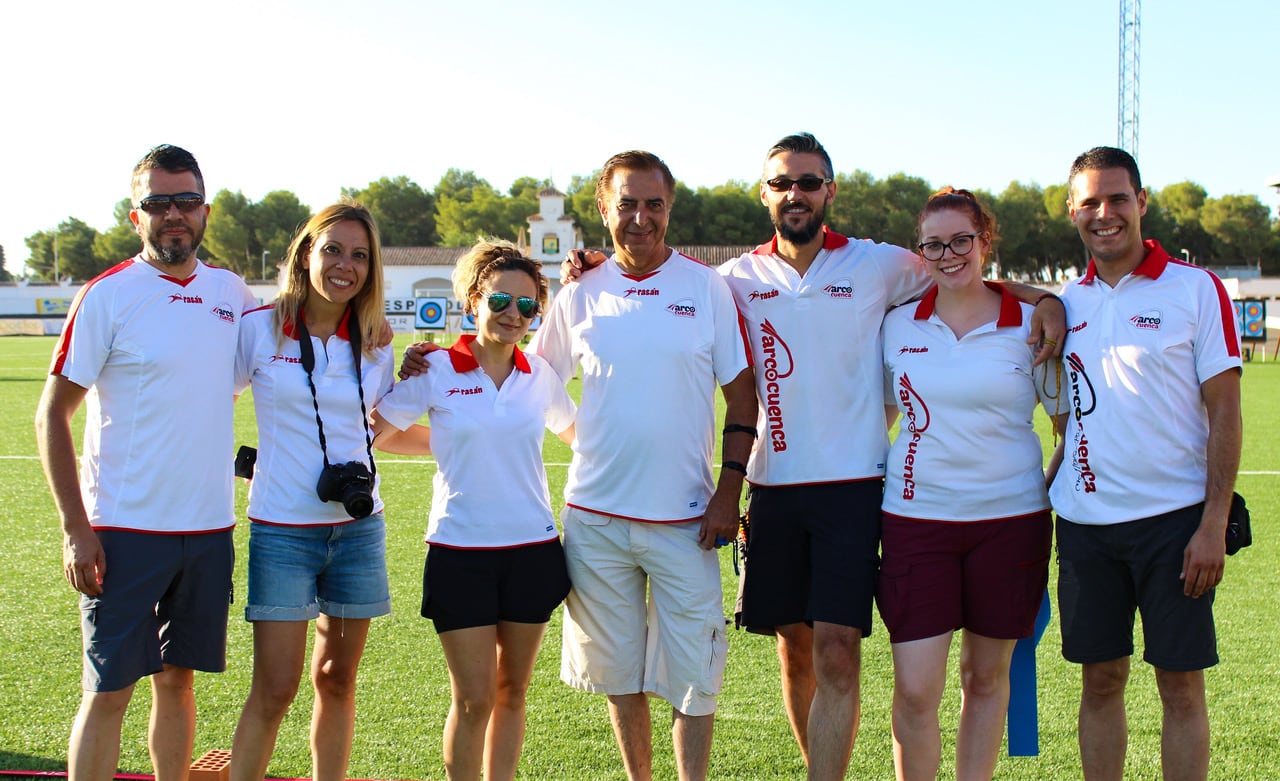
[1057,503,1218,670]
[422,539,571,633]
[80,529,234,692]
[739,481,883,636]
[877,511,1052,644]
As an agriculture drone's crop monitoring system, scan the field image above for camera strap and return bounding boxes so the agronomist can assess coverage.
[295,309,377,478]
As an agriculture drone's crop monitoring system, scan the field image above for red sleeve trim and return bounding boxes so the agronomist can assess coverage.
[50,260,135,376]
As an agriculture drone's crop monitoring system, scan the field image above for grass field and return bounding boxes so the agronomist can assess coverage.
[1,334,1276,780]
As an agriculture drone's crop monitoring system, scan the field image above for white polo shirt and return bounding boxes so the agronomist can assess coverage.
[531,250,751,522]
[50,256,255,533]
[881,284,1055,522]
[1049,240,1242,526]
[234,306,394,526]
[374,336,575,548]
[718,228,930,486]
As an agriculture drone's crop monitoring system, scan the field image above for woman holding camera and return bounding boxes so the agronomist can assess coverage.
[371,239,575,781]
[229,201,408,781]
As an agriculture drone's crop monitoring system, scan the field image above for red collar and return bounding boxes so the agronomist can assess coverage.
[448,334,531,374]
[913,281,1024,327]
[281,306,353,341]
[1080,239,1170,284]
[752,225,850,256]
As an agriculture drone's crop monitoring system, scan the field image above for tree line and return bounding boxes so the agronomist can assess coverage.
[15,168,1280,283]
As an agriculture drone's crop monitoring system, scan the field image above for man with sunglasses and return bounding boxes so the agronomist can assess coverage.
[1048,147,1241,781]
[36,144,255,781]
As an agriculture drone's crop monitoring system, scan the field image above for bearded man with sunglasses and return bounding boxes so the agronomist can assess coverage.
[36,144,255,781]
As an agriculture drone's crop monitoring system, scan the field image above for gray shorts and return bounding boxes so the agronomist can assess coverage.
[80,528,233,691]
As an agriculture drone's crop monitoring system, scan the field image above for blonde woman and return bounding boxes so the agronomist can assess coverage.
[372,239,575,781]
[230,201,401,781]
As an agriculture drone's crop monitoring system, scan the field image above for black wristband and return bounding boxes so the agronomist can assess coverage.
[721,461,747,475]
[723,424,758,438]
[1035,292,1062,305]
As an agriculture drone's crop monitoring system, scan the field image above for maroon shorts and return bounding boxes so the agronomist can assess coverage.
[876,511,1051,644]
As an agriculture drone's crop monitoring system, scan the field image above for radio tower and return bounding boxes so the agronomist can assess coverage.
[1117,0,1141,155]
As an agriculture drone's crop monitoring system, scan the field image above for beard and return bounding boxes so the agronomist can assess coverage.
[774,203,826,245]
[146,219,205,266]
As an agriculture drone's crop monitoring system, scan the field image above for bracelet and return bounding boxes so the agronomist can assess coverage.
[721,461,748,474]
[723,424,758,438]
[1035,292,1062,305]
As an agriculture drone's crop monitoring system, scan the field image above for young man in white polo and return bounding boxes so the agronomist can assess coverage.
[1049,145,1242,781]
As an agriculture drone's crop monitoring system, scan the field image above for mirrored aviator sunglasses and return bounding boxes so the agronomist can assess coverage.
[136,192,205,215]
[485,292,540,318]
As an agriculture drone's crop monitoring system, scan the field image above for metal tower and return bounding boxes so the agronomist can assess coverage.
[1117,0,1141,155]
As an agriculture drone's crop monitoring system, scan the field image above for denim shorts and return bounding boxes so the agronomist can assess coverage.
[246,512,390,622]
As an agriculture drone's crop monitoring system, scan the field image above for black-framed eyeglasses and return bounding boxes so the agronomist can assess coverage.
[135,192,205,215]
[485,292,540,318]
[764,176,832,193]
[917,233,983,261]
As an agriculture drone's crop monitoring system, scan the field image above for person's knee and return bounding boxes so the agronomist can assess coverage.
[151,665,195,693]
[959,661,1008,699]
[452,683,497,721]
[312,660,359,701]
[80,688,135,720]
[812,626,860,686]
[775,624,814,672]
[253,675,302,716]
[1154,669,1206,716]
[894,675,942,716]
[495,677,531,709]
[1082,659,1130,700]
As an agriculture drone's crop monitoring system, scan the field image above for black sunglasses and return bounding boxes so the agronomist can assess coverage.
[485,292,540,318]
[764,176,832,193]
[135,192,205,215]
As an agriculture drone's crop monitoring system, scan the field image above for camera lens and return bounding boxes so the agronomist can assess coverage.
[342,485,374,519]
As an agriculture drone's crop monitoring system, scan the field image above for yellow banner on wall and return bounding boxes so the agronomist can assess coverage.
[36,298,73,315]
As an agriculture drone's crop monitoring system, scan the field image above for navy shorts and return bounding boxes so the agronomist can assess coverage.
[1057,503,1218,670]
[422,539,571,633]
[738,481,883,636]
[80,529,233,692]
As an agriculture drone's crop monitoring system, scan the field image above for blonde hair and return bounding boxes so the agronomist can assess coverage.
[274,199,385,355]
[451,239,548,315]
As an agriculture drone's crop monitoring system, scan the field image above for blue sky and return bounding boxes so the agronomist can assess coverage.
[2,0,1276,273]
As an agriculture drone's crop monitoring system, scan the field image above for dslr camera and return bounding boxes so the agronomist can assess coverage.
[316,461,375,519]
